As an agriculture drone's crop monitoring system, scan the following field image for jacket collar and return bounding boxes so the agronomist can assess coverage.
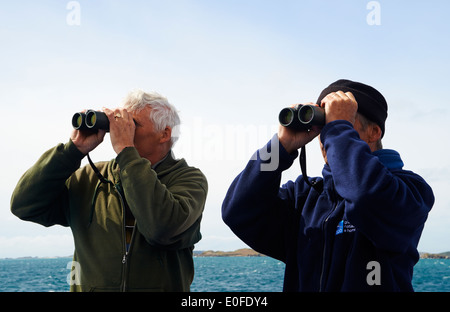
[151,151,171,170]
[153,150,180,174]
[109,150,179,183]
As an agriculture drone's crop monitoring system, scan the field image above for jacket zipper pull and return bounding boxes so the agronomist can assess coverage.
[122,254,127,264]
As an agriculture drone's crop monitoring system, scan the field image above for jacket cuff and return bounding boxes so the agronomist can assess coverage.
[320,120,354,146]
[116,147,142,169]
[66,140,88,162]
[256,134,298,172]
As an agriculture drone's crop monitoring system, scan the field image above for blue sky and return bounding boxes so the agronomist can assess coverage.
[1,0,449,257]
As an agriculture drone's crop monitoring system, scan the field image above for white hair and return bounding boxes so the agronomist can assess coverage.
[122,89,180,146]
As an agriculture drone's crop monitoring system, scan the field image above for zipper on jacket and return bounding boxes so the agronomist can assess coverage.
[319,203,338,292]
[114,184,136,292]
[121,224,137,292]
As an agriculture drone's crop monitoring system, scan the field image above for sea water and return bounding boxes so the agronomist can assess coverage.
[0,257,449,292]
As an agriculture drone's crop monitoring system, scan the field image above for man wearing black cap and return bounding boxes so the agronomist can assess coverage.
[222,79,435,291]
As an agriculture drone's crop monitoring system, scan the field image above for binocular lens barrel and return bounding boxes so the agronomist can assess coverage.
[299,106,315,124]
[72,110,110,132]
[72,112,87,130]
[86,111,110,131]
[86,111,98,128]
[279,108,295,127]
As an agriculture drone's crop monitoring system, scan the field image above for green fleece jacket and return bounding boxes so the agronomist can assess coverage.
[10,140,208,292]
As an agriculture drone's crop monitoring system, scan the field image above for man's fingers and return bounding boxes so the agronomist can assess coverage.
[345,91,357,103]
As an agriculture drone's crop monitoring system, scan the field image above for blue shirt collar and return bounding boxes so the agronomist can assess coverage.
[372,149,404,170]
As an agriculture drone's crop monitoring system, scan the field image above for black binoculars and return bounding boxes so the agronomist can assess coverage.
[72,110,110,132]
[279,105,325,131]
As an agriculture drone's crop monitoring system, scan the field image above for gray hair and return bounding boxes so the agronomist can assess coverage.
[122,89,180,146]
[356,113,383,150]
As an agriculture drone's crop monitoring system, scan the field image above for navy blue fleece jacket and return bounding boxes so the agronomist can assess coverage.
[222,120,434,291]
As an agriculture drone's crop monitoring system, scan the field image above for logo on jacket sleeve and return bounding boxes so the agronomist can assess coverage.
[335,220,356,235]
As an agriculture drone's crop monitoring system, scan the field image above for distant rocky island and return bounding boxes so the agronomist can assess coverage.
[195,248,450,259]
[195,248,265,257]
[420,252,450,259]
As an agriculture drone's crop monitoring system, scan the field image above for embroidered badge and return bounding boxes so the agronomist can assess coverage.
[336,220,344,235]
[336,220,356,235]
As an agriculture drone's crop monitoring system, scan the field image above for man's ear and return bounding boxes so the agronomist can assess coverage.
[369,124,382,143]
[159,126,172,144]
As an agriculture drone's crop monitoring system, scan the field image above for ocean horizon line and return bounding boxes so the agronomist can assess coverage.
[2,248,450,260]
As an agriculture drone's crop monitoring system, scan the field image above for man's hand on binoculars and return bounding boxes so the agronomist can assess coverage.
[71,127,106,156]
[320,91,358,125]
[103,107,136,155]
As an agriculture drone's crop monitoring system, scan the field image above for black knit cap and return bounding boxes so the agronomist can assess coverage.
[316,79,388,138]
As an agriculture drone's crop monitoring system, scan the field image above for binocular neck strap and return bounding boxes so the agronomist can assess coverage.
[86,154,115,228]
[299,146,323,193]
[87,154,114,186]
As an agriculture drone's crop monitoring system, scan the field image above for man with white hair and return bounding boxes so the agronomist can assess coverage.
[11,90,208,292]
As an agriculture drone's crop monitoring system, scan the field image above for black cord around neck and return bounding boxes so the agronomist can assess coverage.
[87,153,113,185]
[299,146,323,193]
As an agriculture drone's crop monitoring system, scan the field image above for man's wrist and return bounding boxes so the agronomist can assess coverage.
[278,135,298,155]
[114,144,135,155]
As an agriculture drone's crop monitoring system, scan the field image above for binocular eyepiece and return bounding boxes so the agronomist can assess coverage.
[72,110,110,132]
[279,105,325,131]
